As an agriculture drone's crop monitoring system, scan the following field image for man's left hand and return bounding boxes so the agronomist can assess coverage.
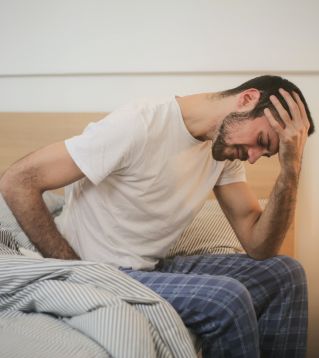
[264,88,310,176]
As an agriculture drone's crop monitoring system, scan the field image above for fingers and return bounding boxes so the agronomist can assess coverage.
[269,94,291,128]
[292,91,310,129]
[278,88,301,123]
[264,108,284,136]
[269,89,301,130]
[266,88,310,136]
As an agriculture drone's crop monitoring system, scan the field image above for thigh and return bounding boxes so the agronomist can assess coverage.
[158,254,306,288]
[158,254,307,315]
[122,268,254,328]
[122,268,260,357]
[158,253,269,277]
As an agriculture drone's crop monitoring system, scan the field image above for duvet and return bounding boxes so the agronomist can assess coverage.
[0,194,196,358]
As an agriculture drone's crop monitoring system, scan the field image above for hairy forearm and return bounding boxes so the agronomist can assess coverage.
[0,177,80,260]
[251,87,311,259]
[250,168,299,259]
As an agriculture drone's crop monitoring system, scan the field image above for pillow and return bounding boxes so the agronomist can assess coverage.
[167,199,267,258]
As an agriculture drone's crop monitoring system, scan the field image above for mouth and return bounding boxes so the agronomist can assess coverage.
[236,146,248,161]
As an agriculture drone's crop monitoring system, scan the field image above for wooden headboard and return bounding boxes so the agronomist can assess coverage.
[0,113,294,256]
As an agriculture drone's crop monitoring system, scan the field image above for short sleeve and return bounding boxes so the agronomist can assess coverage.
[215,160,246,186]
[65,105,146,185]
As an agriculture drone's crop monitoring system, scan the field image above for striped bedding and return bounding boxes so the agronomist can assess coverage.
[0,196,196,358]
[168,198,267,257]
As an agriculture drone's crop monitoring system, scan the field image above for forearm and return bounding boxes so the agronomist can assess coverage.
[0,179,80,260]
[250,87,311,259]
[250,168,299,258]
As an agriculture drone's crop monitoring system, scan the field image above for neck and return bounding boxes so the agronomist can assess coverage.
[176,92,235,141]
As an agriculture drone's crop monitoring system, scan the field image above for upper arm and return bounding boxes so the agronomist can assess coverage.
[0,141,85,192]
[213,181,262,249]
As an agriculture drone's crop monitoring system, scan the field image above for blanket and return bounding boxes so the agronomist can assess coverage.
[0,194,196,358]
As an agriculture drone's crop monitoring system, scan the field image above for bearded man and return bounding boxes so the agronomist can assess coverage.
[0,75,315,357]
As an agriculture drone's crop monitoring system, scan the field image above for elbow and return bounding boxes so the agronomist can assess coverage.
[245,246,279,261]
[0,169,24,207]
[0,165,39,200]
[243,234,280,260]
[241,227,281,261]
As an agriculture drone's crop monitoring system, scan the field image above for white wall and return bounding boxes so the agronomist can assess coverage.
[1,0,319,112]
[1,0,319,75]
[0,1,318,356]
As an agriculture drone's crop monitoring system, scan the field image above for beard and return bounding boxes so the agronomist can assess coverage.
[212,111,250,161]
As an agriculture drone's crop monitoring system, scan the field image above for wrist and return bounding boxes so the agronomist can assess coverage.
[279,167,300,187]
[281,156,302,177]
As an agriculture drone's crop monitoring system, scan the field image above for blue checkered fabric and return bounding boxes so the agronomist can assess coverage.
[122,254,308,358]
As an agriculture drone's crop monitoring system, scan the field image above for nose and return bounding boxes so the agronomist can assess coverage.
[247,147,264,164]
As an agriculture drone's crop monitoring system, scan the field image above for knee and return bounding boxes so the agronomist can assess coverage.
[178,277,258,348]
[196,277,258,336]
[201,277,255,317]
[264,255,307,287]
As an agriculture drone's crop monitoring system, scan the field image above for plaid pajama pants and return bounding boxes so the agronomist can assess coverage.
[122,254,308,358]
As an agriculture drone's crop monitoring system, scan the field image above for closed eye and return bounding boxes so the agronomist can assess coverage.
[267,134,271,152]
[259,133,272,158]
[258,134,265,148]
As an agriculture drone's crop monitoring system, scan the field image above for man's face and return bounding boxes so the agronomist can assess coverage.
[212,112,279,164]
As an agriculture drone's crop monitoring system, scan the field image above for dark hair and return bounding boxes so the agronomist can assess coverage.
[221,75,315,136]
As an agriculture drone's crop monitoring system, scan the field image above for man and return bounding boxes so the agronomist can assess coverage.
[0,75,315,357]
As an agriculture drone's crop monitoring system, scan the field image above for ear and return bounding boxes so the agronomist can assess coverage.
[236,89,261,111]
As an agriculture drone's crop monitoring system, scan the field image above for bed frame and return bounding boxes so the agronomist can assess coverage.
[0,113,294,256]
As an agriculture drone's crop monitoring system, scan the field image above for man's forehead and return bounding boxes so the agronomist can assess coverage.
[250,116,279,155]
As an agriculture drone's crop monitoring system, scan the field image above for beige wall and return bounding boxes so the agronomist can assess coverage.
[285,75,319,358]
[296,105,319,357]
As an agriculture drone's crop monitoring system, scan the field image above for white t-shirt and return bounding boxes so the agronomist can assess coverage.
[55,96,246,270]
